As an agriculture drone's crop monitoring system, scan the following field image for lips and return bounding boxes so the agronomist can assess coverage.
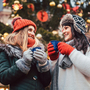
[64,33,68,37]
[28,36,33,39]
[28,35,34,39]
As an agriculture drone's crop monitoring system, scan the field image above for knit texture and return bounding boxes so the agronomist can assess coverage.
[50,47,90,90]
[50,58,59,90]
[27,38,35,48]
[58,42,75,55]
[47,42,59,60]
[60,14,86,34]
[12,17,36,33]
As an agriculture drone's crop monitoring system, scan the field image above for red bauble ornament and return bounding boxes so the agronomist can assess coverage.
[37,10,48,22]
[72,6,79,13]
[3,0,9,3]
[27,3,34,12]
[62,3,71,13]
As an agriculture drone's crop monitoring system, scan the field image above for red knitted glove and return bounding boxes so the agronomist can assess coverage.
[57,42,75,55]
[47,42,59,60]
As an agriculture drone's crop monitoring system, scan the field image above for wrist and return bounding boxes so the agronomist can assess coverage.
[22,57,32,65]
[68,47,75,55]
[16,59,31,74]
[38,61,47,66]
[36,61,50,72]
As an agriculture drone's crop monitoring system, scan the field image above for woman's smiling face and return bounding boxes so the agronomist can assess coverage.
[62,25,73,42]
[28,26,35,39]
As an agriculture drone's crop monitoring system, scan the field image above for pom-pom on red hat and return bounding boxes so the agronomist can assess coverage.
[12,17,37,33]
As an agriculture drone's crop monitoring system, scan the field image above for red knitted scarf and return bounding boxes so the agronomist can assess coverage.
[27,38,35,48]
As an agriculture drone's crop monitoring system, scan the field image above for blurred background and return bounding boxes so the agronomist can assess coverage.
[0,0,90,45]
[0,0,90,90]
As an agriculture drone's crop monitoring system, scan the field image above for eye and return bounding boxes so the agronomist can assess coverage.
[28,28,32,32]
[65,26,68,29]
[28,28,35,33]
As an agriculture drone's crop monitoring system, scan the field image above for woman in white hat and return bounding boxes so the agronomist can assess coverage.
[47,14,90,90]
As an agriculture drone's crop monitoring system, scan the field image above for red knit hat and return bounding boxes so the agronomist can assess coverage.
[12,17,37,33]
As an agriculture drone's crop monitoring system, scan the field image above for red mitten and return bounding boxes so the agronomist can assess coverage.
[47,42,59,60]
[57,42,75,55]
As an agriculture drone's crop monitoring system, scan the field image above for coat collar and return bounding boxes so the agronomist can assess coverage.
[0,44,22,59]
[0,42,45,59]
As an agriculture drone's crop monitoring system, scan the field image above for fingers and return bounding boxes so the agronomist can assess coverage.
[57,42,73,55]
[33,49,44,57]
[47,42,54,48]
[33,53,43,61]
[57,42,64,54]
[48,42,52,46]
[47,44,54,50]
[48,50,56,55]
[27,49,33,55]
[23,49,33,58]
[58,42,65,50]
[33,49,45,61]
[28,55,33,60]
[57,42,64,46]
[47,42,56,55]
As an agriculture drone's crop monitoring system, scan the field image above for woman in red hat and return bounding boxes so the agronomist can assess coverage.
[0,17,51,90]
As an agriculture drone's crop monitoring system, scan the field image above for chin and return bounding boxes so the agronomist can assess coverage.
[64,38,68,41]
[64,39,70,42]
[29,37,34,39]
[64,37,72,42]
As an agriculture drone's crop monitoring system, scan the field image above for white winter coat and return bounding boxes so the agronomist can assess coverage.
[50,46,90,90]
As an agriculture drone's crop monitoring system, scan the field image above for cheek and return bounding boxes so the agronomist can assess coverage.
[28,31,31,35]
[69,31,73,39]
[32,34,35,39]
[33,35,35,38]
[64,32,73,41]
[68,28,73,39]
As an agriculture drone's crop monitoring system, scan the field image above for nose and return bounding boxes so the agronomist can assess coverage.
[31,31,35,35]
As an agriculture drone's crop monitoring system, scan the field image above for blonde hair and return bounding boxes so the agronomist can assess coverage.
[4,27,28,52]
[4,27,40,52]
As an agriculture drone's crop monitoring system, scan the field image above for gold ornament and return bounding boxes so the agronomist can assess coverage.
[78,13,83,17]
[86,17,90,24]
[57,4,62,8]
[14,0,20,4]
[87,19,90,24]
[76,1,80,5]
[88,1,90,5]
[67,9,70,12]
[81,2,84,5]
[13,4,19,11]
[64,0,67,3]
[49,1,55,6]
[11,14,15,18]
[3,3,6,7]
[3,33,9,38]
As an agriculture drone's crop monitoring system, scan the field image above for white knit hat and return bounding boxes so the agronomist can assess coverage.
[60,14,86,34]
[60,14,90,46]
